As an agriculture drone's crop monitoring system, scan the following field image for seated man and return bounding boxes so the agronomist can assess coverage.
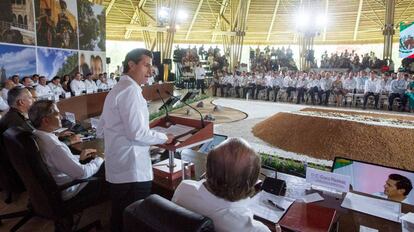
[0,87,35,134]
[172,138,271,232]
[29,100,105,200]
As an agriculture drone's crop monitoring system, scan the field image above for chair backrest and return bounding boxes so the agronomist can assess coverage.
[123,194,215,232]
[0,135,25,194]
[3,127,64,219]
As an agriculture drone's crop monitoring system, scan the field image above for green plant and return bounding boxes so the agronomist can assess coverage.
[149,94,210,121]
[260,153,330,177]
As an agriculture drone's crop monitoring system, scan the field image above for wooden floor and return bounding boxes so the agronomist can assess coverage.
[0,191,111,232]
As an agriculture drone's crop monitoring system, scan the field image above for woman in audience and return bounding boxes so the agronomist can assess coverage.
[61,75,71,92]
[172,138,272,232]
[332,74,346,107]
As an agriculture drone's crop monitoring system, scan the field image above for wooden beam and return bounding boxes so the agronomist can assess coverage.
[211,0,229,42]
[266,0,280,41]
[124,0,148,39]
[354,0,364,41]
[322,0,329,41]
[106,0,116,17]
[186,0,204,40]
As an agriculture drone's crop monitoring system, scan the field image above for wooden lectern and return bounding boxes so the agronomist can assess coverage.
[150,116,213,190]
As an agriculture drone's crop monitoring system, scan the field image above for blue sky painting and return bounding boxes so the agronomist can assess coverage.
[0,43,36,78]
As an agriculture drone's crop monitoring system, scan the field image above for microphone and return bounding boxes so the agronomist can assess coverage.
[156,89,169,121]
[165,91,205,128]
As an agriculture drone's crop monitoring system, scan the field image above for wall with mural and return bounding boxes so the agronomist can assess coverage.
[0,0,106,83]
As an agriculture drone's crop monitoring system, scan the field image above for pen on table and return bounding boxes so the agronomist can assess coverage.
[267,200,285,211]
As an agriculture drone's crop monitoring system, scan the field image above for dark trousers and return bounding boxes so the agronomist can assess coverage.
[296,87,306,104]
[243,84,256,98]
[388,93,407,110]
[212,82,219,96]
[110,181,152,232]
[196,79,205,94]
[286,87,296,101]
[268,86,280,101]
[57,165,108,231]
[318,90,331,105]
[363,92,379,108]
[308,87,318,104]
[255,85,265,99]
[235,86,241,97]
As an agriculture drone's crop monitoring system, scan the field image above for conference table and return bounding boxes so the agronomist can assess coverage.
[57,82,174,121]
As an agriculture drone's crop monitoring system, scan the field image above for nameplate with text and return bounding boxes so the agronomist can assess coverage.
[65,112,76,124]
[306,168,350,193]
[65,92,71,98]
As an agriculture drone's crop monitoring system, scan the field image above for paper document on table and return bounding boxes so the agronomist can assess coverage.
[152,124,195,137]
[249,191,294,223]
[341,192,401,222]
[301,193,324,203]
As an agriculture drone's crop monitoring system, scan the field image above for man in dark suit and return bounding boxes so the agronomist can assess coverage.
[0,87,34,134]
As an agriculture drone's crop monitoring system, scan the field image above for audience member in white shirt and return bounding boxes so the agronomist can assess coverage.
[97,74,109,91]
[11,75,22,87]
[48,76,65,96]
[70,72,86,95]
[1,80,15,101]
[0,95,9,112]
[173,138,273,232]
[35,76,53,99]
[363,72,380,109]
[194,63,206,94]
[98,49,173,232]
[22,76,34,88]
[107,73,117,88]
[29,100,106,201]
[84,73,98,93]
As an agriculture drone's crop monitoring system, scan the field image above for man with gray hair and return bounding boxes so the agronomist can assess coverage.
[29,100,106,201]
[0,86,34,134]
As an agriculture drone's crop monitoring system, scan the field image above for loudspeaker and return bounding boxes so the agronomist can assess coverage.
[106,57,111,64]
[261,177,286,196]
[153,52,161,66]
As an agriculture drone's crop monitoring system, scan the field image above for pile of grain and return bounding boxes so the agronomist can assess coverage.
[252,111,414,170]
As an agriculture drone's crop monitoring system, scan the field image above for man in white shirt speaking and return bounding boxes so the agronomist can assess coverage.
[99,48,173,232]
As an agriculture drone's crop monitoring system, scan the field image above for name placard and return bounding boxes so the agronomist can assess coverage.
[86,89,93,94]
[90,118,100,129]
[306,168,350,193]
[64,92,71,98]
[65,112,76,124]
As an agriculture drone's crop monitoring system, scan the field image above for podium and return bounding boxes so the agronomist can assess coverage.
[150,116,213,190]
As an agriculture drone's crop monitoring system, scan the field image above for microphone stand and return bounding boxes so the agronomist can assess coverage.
[165,91,205,128]
[156,89,169,122]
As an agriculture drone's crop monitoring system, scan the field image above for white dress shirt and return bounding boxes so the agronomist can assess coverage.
[107,78,117,88]
[98,75,167,184]
[33,130,104,200]
[172,180,270,232]
[0,96,9,111]
[97,81,109,91]
[343,78,357,90]
[36,84,53,98]
[1,88,9,100]
[84,79,98,93]
[48,83,65,96]
[194,67,206,80]
[70,79,86,94]
[364,78,378,93]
